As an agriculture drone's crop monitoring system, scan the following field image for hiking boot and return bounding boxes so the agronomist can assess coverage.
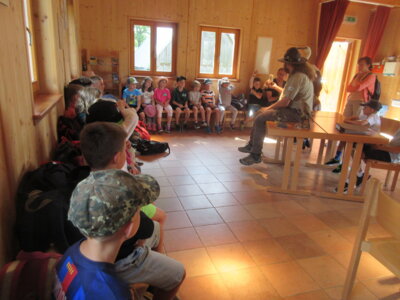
[332,164,342,173]
[205,126,211,134]
[194,122,200,129]
[325,158,340,165]
[238,144,252,153]
[239,153,262,166]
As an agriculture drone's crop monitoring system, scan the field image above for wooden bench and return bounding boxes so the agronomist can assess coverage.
[360,117,400,192]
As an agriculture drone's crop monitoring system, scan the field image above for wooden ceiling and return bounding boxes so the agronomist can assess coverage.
[350,0,400,7]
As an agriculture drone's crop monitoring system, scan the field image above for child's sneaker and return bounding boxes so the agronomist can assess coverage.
[205,126,211,134]
[165,126,171,134]
[194,122,200,129]
[201,122,207,128]
[325,158,340,165]
[332,164,342,173]
[229,123,235,130]
[158,126,164,133]
[215,125,221,134]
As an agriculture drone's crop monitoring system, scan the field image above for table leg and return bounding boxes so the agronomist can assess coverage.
[347,143,363,195]
[337,142,353,194]
[290,140,303,191]
[274,137,282,160]
[281,137,294,190]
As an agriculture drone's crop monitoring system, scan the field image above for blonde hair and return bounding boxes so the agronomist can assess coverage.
[192,80,201,87]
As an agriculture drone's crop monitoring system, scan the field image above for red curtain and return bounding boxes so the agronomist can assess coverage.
[362,6,391,60]
[315,0,349,69]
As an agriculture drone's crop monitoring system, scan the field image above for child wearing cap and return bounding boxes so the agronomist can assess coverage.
[328,100,382,175]
[123,77,145,121]
[201,79,221,134]
[172,76,191,132]
[189,80,207,129]
[141,77,157,132]
[68,122,185,299]
[154,77,173,133]
[218,77,238,130]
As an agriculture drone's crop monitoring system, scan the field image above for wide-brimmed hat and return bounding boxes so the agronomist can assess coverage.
[360,99,382,111]
[278,47,308,64]
[158,77,168,84]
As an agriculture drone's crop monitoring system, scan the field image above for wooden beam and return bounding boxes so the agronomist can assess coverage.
[350,0,399,7]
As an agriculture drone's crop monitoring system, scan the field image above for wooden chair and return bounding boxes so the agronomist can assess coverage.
[342,178,400,299]
[360,160,400,193]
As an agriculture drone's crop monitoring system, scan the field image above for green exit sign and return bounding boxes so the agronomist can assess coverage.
[344,16,357,24]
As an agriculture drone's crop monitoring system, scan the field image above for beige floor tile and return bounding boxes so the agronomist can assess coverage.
[314,210,355,229]
[185,166,212,175]
[232,190,273,204]
[296,197,334,213]
[288,214,331,233]
[283,290,331,300]
[260,261,319,297]
[275,234,326,259]
[191,173,219,184]
[154,197,183,212]
[164,211,192,230]
[361,276,400,299]
[259,217,303,237]
[162,167,189,176]
[173,184,203,197]
[325,282,378,300]
[216,205,254,222]
[207,243,256,272]
[297,255,347,288]
[307,229,353,255]
[244,202,283,219]
[243,238,291,265]
[220,267,281,300]
[164,227,203,252]
[227,220,271,242]
[195,224,238,246]
[186,208,224,226]
[179,195,212,210]
[167,248,217,278]
[178,274,231,300]
[152,176,170,187]
[158,186,177,198]
[272,201,308,216]
[206,193,240,207]
[167,175,196,186]
[198,182,229,194]
[222,180,266,192]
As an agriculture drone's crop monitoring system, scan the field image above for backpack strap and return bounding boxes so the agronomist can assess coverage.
[0,260,27,300]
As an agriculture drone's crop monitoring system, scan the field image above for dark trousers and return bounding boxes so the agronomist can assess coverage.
[363,144,391,162]
[248,107,301,155]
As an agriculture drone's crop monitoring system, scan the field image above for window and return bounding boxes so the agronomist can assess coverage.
[23,0,39,92]
[130,20,177,76]
[198,26,240,79]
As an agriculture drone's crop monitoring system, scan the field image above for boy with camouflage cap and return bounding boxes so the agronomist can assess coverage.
[54,169,159,299]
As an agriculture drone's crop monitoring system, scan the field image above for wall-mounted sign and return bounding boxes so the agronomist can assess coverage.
[343,16,357,24]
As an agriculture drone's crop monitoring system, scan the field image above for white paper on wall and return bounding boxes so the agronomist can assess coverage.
[255,37,273,74]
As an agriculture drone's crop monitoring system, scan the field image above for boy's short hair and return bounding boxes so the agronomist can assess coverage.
[80,122,127,169]
[358,56,373,70]
[360,99,382,111]
[86,100,123,124]
[253,77,261,83]
[192,80,201,87]
[69,169,160,238]
[176,76,186,82]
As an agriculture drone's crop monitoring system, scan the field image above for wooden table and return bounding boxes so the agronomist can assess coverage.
[266,112,389,202]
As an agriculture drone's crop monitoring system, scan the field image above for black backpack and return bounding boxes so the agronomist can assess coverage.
[231,93,248,110]
[369,77,381,101]
[132,138,170,156]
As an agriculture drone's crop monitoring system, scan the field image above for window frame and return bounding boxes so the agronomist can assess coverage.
[197,26,240,79]
[129,19,177,77]
[23,0,39,94]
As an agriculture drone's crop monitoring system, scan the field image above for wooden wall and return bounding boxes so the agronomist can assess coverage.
[79,0,320,93]
[375,7,400,119]
[0,0,80,266]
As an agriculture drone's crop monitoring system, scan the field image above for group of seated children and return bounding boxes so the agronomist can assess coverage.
[56,80,186,299]
[121,75,244,134]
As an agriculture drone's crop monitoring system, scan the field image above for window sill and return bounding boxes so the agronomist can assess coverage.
[33,93,63,121]
[196,77,240,83]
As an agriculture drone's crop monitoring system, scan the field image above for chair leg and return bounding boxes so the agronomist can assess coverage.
[342,248,363,300]
[360,162,371,195]
[391,170,399,191]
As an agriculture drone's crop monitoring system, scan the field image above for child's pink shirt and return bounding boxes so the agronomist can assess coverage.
[154,88,171,104]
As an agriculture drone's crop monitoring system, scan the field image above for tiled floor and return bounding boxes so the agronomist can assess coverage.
[141,129,400,300]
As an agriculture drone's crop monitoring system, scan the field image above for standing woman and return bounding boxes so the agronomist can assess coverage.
[238,47,315,165]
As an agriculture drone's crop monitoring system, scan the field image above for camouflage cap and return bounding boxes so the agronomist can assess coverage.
[68,169,160,238]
